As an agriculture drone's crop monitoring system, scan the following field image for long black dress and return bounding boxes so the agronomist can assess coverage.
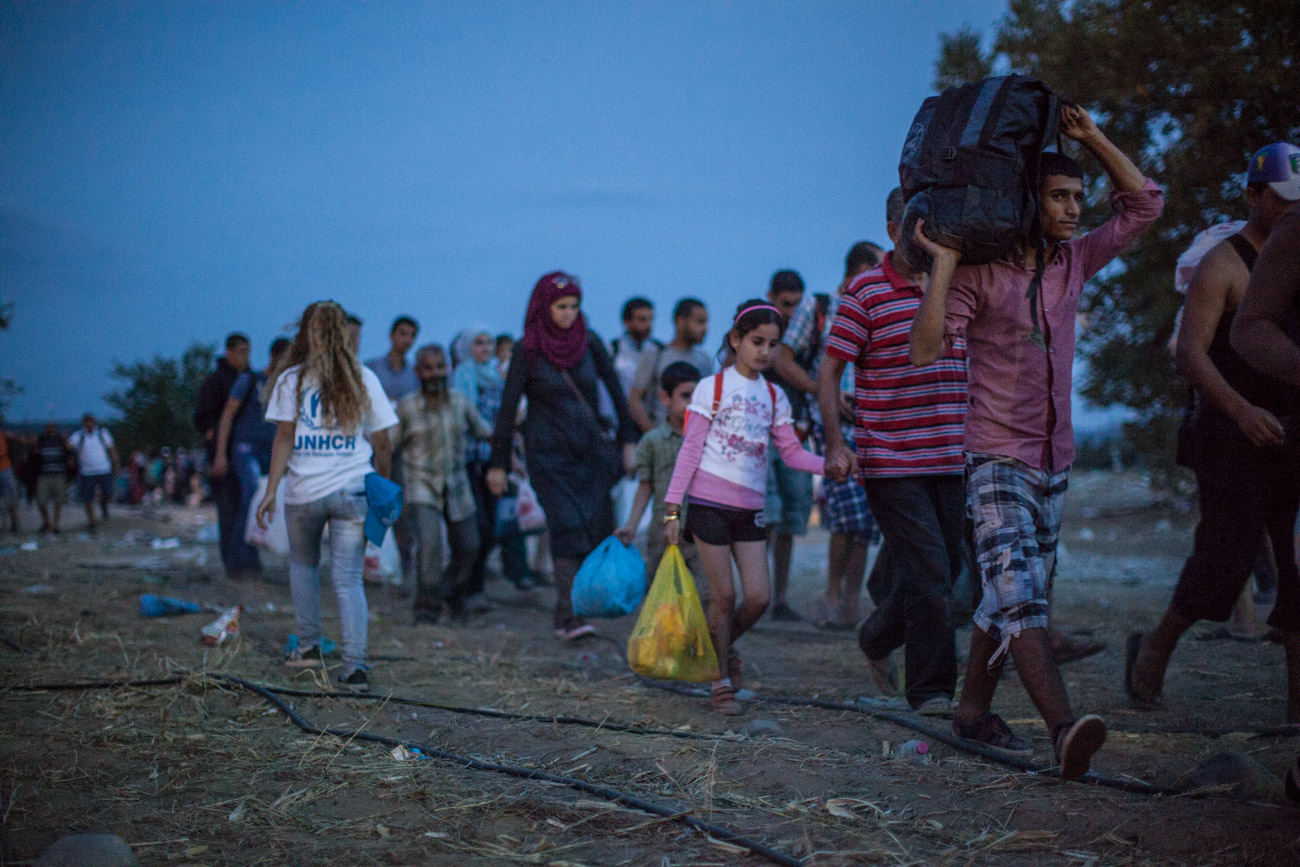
[490,332,638,561]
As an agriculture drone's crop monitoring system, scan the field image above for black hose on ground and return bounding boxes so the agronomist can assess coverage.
[3,673,803,867]
[210,674,805,867]
[634,677,1183,796]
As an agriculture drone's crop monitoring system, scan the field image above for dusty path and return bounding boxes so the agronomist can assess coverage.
[1,470,1297,865]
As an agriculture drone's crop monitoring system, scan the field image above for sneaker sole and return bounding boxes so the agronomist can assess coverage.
[1058,714,1106,781]
[562,625,596,641]
[285,656,324,668]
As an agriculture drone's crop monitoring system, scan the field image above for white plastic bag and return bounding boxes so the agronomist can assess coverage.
[612,476,650,535]
[244,475,289,556]
[363,528,400,582]
[512,473,547,535]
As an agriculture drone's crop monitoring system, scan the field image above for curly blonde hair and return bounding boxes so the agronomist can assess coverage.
[265,301,371,434]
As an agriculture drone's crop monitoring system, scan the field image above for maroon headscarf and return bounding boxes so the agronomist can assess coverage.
[522,271,588,369]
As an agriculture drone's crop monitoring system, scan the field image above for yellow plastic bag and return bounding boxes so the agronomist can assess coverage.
[627,545,719,682]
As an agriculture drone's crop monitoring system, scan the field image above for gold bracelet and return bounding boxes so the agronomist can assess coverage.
[663,513,679,523]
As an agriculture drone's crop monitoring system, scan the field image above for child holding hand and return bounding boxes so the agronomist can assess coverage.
[662,301,824,714]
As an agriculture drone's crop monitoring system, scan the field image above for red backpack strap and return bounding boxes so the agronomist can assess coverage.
[766,380,777,416]
[712,372,724,415]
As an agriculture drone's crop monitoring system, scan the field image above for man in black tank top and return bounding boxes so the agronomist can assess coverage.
[1128,143,1300,722]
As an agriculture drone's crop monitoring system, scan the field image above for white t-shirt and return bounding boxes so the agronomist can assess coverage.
[265,364,399,505]
[69,426,115,475]
[687,368,790,495]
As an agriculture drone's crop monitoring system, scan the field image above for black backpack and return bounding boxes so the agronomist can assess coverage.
[897,74,1060,271]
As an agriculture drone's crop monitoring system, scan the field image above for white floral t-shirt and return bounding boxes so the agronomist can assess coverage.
[687,368,791,495]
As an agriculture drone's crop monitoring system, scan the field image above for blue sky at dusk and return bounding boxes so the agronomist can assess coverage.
[3,2,1122,431]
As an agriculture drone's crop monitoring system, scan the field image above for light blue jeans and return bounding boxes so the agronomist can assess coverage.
[285,487,369,673]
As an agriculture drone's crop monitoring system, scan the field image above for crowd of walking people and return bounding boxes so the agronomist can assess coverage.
[5,106,1298,787]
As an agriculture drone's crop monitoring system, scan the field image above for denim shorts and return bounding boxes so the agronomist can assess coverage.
[685,502,767,546]
[966,453,1069,646]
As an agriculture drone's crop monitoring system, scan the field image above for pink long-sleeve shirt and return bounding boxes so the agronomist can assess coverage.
[664,368,824,511]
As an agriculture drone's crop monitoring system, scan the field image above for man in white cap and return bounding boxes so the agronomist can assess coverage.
[1127,142,1300,720]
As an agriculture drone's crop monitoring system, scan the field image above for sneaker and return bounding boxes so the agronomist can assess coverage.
[952,712,1033,756]
[709,680,742,715]
[338,669,370,693]
[769,602,802,622]
[1053,714,1106,782]
[555,619,596,641]
[866,654,900,698]
[285,644,324,668]
[915,696,954,718]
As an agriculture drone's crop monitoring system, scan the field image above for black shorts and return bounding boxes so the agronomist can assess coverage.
[684,502,767,546]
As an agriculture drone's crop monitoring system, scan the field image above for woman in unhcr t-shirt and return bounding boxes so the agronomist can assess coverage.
[258,301,398,693]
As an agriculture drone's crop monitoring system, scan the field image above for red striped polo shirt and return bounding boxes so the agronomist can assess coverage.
[825,252,967,478]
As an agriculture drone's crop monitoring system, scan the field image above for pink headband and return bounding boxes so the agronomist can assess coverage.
[734,304,781,324]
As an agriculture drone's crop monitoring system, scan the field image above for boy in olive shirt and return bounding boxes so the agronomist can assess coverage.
[616,362,705,589]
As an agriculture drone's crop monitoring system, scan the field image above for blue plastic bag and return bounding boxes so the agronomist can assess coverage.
[139,594,204,617]
[571,536,646,619]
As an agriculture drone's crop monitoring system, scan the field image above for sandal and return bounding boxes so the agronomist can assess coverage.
[1053,715,1106,782]
[709,680,742,716]
[1123,632,1161,709]
[814,597,839,630]
[866,654,900,698]
[727,650,744,692]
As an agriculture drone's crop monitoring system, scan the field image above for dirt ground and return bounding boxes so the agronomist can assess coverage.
[2,469,1297,866]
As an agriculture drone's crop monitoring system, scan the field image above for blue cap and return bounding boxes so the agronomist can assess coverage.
[364,472,404,547]
[1247,142,1300,201]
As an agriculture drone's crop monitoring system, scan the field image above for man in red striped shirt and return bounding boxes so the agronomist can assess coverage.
[819,187,967,716]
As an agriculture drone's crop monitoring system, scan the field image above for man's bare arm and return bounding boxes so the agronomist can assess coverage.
[1177,244,1283,447]
[626,386,655,433]
[1061,104,1146,193]
[774,345,818,395]
[817,355,854,482]
[1232,208,1300,389]
[908,223,962,366]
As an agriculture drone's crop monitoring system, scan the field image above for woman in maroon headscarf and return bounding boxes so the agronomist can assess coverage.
[488,272,638,640]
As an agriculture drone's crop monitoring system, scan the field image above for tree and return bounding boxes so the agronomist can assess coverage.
[104,343,216,454]
[936,0,1300,478]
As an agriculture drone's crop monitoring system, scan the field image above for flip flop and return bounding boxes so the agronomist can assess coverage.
[1124,632,1160,709]
[1195,625,1263,643]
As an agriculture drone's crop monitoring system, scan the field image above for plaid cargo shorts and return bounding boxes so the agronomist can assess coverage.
[966,453,1069,650]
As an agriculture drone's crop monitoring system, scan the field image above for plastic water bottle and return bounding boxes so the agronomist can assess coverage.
[897,739,930,760]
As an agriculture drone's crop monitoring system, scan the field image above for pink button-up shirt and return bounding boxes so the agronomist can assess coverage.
[943,180,1164,471]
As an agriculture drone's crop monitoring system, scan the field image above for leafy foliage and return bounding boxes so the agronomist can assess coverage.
[936,0,1299,477]
[104,343,216,454]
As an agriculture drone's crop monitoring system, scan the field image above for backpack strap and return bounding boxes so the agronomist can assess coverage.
[711,371,724,414]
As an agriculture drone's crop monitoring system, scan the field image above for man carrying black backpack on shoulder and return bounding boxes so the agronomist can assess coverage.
[910,104,1164,781]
